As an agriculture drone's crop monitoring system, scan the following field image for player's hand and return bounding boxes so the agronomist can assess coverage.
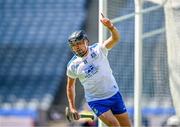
[100,13,114,30]
[70,108,80,120]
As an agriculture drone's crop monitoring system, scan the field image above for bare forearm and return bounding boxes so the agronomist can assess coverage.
[108,26,120,42]
[104,26,120,49]
[67,85,76,109]
[66,80,80,120]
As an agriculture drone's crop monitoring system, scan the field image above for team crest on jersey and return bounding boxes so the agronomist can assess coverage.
[91,52,97,58]
[83,59,88,64]
[84,64,98,78]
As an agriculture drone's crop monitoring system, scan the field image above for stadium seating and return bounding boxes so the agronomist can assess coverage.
[0,0,87,122]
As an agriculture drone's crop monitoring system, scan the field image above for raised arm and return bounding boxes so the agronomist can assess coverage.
[100,13,120,49]
[66,76,80,120]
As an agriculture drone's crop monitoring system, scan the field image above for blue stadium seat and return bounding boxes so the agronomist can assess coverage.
[0,0,87,120]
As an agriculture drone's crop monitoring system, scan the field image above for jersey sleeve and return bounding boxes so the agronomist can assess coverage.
[98,43,109,56]
[66,64,77,79]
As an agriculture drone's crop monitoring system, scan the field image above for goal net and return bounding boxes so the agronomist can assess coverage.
[104,0,178,126]
[164,0,180,118]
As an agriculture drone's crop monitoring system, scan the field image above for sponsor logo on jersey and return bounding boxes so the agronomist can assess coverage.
[84,64,98,78]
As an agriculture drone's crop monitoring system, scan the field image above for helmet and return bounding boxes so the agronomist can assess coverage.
[68,30,88,47]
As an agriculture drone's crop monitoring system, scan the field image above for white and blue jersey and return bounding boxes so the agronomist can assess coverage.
[67,43,119,102]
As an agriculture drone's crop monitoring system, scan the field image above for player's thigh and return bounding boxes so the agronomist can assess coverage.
[98,110,120,126]
[114,112,131,127]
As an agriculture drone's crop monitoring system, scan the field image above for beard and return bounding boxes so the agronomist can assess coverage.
[74,48,88,57]
[72,42,88,57]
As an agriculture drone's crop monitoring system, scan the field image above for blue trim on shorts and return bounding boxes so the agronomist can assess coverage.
[88,92,127,117]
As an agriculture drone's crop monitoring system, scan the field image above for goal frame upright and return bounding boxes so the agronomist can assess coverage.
[98,0,143,127]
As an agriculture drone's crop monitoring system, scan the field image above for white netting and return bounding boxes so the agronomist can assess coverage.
[164,0,180,117]
[106,0,176,126]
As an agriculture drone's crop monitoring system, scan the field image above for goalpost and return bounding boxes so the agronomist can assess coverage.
[99,0,178,127]
[134,0,143,127]
[98,1,107,126]
[99,0,143,126]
